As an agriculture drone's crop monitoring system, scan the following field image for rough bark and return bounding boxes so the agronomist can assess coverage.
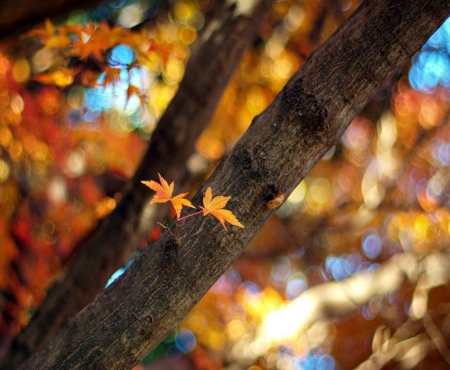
[15,0,450,369]
[1,0,275,368]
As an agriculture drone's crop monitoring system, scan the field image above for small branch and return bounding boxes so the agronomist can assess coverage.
[177,211,203,222]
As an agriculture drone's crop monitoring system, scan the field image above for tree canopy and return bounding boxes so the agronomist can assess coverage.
[1,0,450,369]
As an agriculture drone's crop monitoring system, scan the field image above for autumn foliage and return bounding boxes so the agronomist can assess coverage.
[1,0,450,369]
[22,17,164,109]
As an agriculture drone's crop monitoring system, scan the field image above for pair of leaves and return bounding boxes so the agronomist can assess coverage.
[141,174,244,230]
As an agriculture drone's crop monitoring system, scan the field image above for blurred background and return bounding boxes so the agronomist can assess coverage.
[0,0,450,369]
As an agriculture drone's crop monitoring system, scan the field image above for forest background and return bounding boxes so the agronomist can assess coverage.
[0,0,450,369]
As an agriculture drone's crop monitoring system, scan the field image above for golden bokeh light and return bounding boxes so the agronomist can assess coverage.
[12,58,30,83]
[0,1,450,369]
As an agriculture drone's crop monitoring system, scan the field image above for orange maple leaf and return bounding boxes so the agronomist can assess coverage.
[141,174,194,219]
[199,187,244,230]
[71,38,105,60]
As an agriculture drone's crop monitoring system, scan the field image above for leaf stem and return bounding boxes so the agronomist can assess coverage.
[178,210,203,221]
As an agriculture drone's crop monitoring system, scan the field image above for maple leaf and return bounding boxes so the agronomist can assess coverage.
[71,38,104,61]
[199,187,244,230]
[141,174,194,219]
[70,22,112,61]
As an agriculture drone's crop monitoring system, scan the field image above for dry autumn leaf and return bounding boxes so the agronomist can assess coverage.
[141,173,194,219]
[199,187,244,230]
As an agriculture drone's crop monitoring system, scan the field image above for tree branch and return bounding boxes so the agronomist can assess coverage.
[1,0,275,368]
[15,0,450,368]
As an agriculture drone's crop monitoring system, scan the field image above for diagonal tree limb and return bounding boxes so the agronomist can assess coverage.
[16,1,450,369]
[1,0,275,368]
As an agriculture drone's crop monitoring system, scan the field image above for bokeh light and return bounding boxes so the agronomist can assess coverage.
[362,234,382,259]
[409,17,450,92]
[2,1,450,370]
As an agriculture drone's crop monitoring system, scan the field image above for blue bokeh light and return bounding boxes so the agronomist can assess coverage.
[362,234,382,259]
[409,17,450,92]
[431,138,450,165]
[175,329,196,353]
[325,253,363,281]
[286,277,307,299]
[109,45,136,66]
[297,353,337,370]
[271,256,291,288]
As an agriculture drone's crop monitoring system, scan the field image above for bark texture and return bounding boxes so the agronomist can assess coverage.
[1,0,275,368]
[16,0,450,369]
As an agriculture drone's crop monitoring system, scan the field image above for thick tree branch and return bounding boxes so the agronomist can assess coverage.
[15,1,450,369]
[1,0,275,368]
